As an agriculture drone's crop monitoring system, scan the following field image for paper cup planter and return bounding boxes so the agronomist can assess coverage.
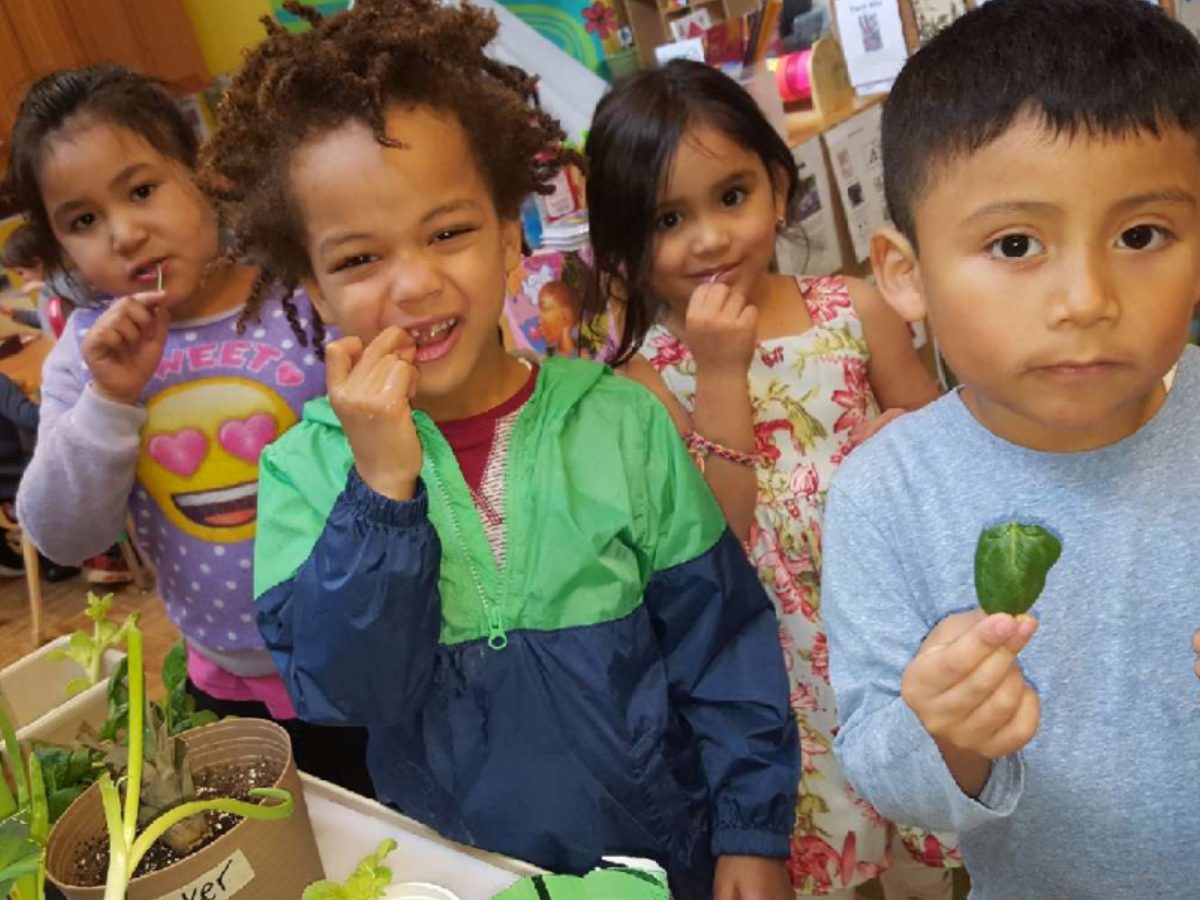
[45,718,325,899]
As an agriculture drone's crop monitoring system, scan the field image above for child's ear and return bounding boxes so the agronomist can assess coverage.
[769,163,790,225]
[870,226,927,323]
[501,217,523,273]
[302,277,334,324]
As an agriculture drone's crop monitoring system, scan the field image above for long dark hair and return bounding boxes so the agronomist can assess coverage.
[1,65,199,271]
[585,60,800,366]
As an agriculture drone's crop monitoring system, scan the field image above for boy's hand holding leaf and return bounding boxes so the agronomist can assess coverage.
[902,522,1061,796]
[326,327,422,502]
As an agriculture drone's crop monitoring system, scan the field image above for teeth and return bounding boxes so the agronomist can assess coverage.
[408,319,456,346]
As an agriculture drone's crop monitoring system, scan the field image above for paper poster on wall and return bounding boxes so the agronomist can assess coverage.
[833,0,907,93]
[823,104,888,263]
[777,138,843,276]
[908,0,966,44]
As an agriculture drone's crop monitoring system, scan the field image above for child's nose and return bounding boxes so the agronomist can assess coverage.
[690,216,731,256]
[1054,253,1119,328]
[110,212,149,255]
[387,259,442,307]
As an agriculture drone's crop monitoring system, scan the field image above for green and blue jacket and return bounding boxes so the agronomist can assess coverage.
[254,358,798,897]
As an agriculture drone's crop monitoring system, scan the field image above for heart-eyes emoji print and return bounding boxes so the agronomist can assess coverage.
[137,377,298,543]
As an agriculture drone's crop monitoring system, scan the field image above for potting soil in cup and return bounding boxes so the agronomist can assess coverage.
[70,757,284,886]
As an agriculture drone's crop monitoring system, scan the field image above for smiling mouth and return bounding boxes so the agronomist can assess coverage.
[172,481,258,528]
[407,318,458,345]
[691,263,740,283]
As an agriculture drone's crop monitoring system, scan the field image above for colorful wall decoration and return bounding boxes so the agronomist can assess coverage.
[182,0,353,76]
[270,0,354,30]
[500,0,626,78]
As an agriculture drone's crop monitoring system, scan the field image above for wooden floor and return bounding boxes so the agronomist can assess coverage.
[0,568,180,697]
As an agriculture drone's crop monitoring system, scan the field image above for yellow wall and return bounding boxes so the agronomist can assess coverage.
[181,0,273,76]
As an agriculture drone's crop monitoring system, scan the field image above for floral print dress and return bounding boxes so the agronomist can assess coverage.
[639,276,958,896]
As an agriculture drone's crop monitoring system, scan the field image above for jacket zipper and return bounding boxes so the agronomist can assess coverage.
[426,460,509,651]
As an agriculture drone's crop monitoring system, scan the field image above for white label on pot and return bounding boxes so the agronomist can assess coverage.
[152,849,256,900]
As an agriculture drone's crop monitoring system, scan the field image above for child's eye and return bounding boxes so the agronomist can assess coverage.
[721,187,748,207]
[987,234,1044,260]
[1116,224,1171,251]
[432,227,474,244]
[331,253,377,273]
[131,183,157,202]
[69,213,96,233]
[655,210,682,232]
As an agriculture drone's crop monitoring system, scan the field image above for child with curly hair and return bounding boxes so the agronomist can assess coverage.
[201,2,800,897]
[6,65,371,793]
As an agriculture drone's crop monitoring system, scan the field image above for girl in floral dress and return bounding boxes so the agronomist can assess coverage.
[586,60,958,899]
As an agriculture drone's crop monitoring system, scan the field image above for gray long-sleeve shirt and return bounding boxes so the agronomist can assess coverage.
[822,345,1200,899]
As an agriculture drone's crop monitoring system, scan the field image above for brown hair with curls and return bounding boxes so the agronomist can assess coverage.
[200,0,580,358]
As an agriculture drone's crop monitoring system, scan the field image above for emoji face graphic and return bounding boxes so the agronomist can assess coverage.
[137,378,297,543]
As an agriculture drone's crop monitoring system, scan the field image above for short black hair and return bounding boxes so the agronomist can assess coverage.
[585,60,799,366]
[884,0,1200,246]
[1,65,199,271]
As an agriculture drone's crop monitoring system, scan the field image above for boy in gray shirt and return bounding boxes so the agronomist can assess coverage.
[822,1,1200,897]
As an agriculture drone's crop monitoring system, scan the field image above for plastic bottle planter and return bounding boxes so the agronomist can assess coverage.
[45,718,325,900]
[0,637,123,745]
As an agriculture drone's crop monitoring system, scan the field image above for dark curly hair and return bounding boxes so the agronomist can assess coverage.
[201,0,579,358]
[1,65,198,272]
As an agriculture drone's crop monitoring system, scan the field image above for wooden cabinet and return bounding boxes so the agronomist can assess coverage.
[0,0,208,146]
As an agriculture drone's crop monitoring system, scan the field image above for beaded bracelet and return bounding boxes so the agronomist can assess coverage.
[683,430,760,473]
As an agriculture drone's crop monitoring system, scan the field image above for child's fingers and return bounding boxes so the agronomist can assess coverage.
[359,326,408,371]
[917,614,1026,693]
[107,314,146,349]
[1191,629,1200,655]
[948,662,1029,745]
[325,337,365,390]
[382,358,418,401]
[361,354,402,397]
[127,290,169,308]
[921,642,1023,729]
[976,684,1040,759]
[119,297,162,337]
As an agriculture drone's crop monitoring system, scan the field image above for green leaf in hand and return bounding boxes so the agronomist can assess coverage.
[975,522,1062,615]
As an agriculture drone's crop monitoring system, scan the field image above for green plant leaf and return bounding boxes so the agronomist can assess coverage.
[301,838,398,900]
[84,592,114,624]
[101,658,131,743]
[34,744,102,824]
[0,816,42,894]
[162,641,187,697]
[975,522,1063,615]
[63,677,91,699]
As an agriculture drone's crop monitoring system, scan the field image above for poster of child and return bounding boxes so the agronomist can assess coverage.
[504,247,618,361]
